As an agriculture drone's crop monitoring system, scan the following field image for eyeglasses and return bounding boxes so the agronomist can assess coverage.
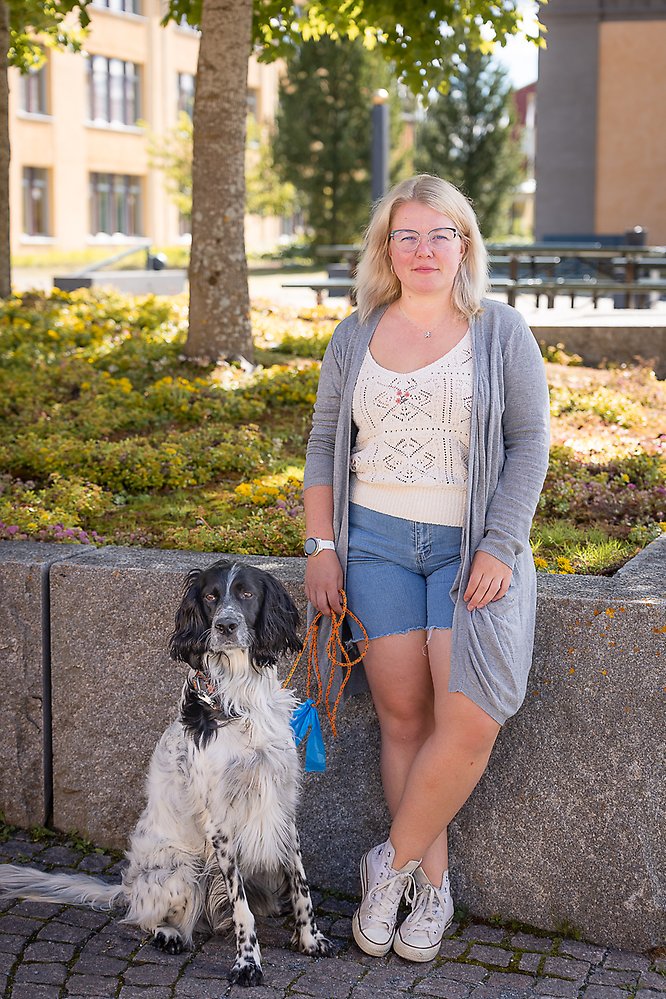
[388,227,460,252]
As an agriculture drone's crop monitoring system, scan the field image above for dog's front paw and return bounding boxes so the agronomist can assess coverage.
[152,928,185,954]
[227,958,264,987]
[292,927,334,956]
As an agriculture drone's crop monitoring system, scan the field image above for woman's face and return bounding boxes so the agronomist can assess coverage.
[387,200,465,299]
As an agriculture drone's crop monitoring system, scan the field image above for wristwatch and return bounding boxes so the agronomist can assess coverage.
[303,537,336,557]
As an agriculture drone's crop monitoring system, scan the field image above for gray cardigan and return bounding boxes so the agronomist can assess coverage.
[304,298,550,725]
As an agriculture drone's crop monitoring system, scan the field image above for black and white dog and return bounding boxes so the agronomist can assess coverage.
[0,560,331,986]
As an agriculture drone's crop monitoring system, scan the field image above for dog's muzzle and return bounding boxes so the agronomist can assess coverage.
[208,607,252,651]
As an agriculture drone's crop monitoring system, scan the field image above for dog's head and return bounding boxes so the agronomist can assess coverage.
[169,560,302,669]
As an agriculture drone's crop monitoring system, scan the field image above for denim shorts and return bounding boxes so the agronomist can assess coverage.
[345,503,463,643]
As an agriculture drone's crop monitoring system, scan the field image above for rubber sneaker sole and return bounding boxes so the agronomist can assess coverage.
[351,851,395,957]
[392,911,454,963]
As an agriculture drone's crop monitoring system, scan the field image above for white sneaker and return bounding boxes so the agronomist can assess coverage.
[393,867,454,962]
[352,840,420,957]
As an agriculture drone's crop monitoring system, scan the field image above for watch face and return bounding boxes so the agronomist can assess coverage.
[304,538,318,556]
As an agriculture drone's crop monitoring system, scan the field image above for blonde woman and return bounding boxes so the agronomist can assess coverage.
[303,175,549,962]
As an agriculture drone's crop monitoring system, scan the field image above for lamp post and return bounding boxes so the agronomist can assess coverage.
[371,89,389,202]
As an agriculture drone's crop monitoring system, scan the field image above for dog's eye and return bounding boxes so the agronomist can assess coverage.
[204,593,217,603]
[241,590,254,599]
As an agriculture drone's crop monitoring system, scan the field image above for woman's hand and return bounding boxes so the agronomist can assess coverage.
[305,551,344,617]
[464,551,513,611]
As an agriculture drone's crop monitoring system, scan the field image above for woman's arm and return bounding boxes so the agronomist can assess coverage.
[474,319,551,570]
[304,485,343,616]
[303,329,347,615]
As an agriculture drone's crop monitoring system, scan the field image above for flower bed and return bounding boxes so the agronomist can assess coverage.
[0,289,664,573]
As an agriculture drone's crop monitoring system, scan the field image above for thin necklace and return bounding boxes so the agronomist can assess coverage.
[397,303,444,339]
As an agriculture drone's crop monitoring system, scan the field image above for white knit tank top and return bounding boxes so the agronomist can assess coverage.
[349,330,473,526]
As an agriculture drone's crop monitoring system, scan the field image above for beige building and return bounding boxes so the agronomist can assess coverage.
[535,0,666,244]
[8,0,283,259]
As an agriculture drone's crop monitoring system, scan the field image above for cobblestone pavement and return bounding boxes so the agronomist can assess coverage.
[1,830,664,999]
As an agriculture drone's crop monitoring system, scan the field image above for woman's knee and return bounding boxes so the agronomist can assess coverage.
[436,693,500,757]
[374,696,434,746]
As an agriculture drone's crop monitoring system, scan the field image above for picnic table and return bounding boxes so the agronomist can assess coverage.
[282,243,666,308]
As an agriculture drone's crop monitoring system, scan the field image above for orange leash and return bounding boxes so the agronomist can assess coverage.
[282,589,368,737]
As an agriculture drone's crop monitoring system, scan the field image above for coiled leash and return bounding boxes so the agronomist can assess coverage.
[282,589,368,773]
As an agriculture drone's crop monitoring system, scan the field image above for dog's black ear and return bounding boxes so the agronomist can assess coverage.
[169,569,209,668]
[252,574,302,667]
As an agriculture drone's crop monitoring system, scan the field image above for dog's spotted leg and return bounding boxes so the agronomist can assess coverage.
[286,831,333,957]
[210,832,263,986]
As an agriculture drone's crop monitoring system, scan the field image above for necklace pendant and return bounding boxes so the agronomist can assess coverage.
[424,330,432,339]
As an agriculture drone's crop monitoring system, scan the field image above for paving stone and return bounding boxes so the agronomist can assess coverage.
[589,968,640,987]
[0,949,16,977]
[173,977,232,998]
[77,853,118,873]
[0,912,45,935]
[486,971,538,990]
[603,949,651,972]
[438,938,469,959]
[639,972,666,990]
[533,979,582,997]
[415,978,472,998]
[542,955,591,980]
[23,938,79,962]
[118,988,175,999]
[519,953,544,974]
[284,958,366,996]
[467,943,513,967]
[73,952,129,975]
[11,985,64,999]
[352,986,415,999]
[59,908,111,929]
[637,992,666,999]
[353,961,423,991]
[14,959,69,985]
[0,931,25,953]
[12,899,64,920]
[559,941,606,964]
[65,973,121,996]
[38,921,93,951]
[123,961,185,986]
[472,987,538,999]
[512,933,556,954]
[461,924,508,944]
[39,845,86,866]
[583,987,632,999]
[429,962,489,984]
[0,839,47,859]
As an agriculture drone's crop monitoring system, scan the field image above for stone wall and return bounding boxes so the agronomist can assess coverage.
[0,539,664,952]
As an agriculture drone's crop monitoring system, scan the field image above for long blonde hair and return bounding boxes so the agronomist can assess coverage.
[354,174,489,322]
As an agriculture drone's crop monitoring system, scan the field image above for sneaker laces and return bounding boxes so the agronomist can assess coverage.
[400,877,452,946]
[363,869,417,931]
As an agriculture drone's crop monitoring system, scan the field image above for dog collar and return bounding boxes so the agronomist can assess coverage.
[188,669,218,708]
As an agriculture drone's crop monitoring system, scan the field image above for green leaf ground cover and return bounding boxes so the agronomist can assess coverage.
[1,289,664,574]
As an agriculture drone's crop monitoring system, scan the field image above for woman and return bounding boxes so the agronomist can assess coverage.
[303,175,550,963]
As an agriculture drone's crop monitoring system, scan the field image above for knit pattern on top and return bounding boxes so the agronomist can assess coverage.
[350,331,473,527]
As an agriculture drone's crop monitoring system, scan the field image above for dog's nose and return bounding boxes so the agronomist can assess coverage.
[215,618,239,636]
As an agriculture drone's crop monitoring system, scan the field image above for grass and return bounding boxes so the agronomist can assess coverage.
[0,288,664,573]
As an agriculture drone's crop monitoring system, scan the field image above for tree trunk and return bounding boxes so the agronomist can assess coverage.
[0,0,11,299]
[185,0,253,363]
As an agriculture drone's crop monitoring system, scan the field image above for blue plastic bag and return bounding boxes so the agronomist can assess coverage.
[290,698,326,772]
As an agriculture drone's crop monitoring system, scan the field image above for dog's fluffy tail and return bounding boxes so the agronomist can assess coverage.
[0,864,125,911]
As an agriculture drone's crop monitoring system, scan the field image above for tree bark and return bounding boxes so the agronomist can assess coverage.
[185,0,253,363]
[0,0,12,299]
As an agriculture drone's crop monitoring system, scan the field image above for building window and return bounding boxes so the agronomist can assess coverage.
[90,173,143,236]
[93,0,142,13]
[177,73,195,118]
[87,55,140,126]
[22,168,50,236]
[20,64,48,115]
